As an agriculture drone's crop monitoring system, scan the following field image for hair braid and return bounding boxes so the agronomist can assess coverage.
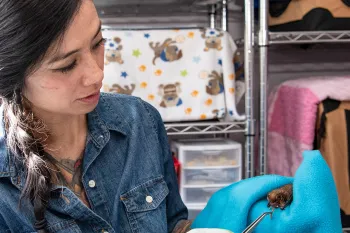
[3,91,51,232]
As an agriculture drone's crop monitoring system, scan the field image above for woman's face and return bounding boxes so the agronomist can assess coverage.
[23,0,105,117]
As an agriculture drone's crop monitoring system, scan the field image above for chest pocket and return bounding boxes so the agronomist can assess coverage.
[120,176,169,233]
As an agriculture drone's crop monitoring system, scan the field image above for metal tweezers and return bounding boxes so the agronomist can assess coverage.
[241,211,274,233]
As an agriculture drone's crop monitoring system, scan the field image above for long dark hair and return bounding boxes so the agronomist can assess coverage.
[0,1,82,232]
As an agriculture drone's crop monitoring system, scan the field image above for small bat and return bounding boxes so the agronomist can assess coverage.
[267,184,293,210]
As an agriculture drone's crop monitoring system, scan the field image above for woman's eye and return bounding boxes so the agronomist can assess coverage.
[52,38,105,74]
[93,38,106,50]
[55,60,77,74]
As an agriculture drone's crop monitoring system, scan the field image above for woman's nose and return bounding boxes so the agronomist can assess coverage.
[82,54,104,86]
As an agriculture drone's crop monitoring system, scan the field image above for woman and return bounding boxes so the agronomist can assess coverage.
[0,0,192,232]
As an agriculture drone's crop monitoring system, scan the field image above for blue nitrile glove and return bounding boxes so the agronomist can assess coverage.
[191,150,342,233]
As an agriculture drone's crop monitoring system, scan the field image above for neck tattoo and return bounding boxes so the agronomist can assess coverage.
[45,152,84,198]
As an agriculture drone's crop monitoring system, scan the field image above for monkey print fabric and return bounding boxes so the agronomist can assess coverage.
[101,28,245,122]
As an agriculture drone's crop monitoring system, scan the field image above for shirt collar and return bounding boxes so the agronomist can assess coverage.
[87,93,128,148]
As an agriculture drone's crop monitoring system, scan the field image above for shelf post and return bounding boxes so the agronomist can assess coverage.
[221,0,228,31]
[209,4,217,29]
[259,0,269,175]
[245,0,255,178]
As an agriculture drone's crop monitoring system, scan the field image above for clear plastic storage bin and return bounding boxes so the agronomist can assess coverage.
[183,149,239,167]
[184,187,222,204]
[183,167,240,186]
[171,138,242,212]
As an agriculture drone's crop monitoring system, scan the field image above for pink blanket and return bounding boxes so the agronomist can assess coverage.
[268,76,350,176]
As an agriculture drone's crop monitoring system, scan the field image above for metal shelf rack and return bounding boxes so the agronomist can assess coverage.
[269,31,350,45]
[165,121,246,135]
[255,0,350,176]
[252,3,350,231]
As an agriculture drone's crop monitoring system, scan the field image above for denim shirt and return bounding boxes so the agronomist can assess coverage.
[0,93,188,233]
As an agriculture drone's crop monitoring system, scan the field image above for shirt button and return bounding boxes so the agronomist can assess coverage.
[88,180,96,188]
[146,196,153,203]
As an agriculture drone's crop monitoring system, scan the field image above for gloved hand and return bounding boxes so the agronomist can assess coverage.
[191,150,342,233]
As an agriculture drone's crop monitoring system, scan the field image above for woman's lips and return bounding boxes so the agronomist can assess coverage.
[78,91,100,104]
